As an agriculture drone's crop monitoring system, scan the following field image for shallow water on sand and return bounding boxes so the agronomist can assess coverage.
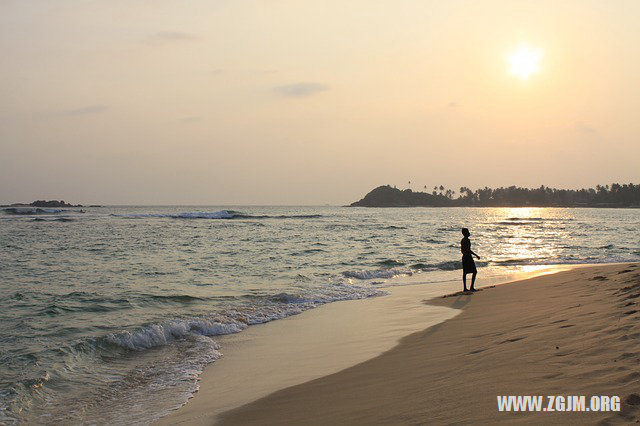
[1,206,639,424]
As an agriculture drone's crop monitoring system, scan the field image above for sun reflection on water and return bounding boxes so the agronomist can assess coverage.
[484,207,574,266]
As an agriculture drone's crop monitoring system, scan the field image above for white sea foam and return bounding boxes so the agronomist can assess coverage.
[343,268,413,280]
[105,319,245,351]
[104,282,383,352]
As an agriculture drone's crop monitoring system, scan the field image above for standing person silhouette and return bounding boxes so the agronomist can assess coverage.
[461,228,480,292]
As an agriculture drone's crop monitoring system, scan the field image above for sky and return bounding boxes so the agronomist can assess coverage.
[1,0,639,205]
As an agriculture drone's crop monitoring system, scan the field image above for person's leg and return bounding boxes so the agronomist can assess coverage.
[462,272,468,291]
[470,272,477,291]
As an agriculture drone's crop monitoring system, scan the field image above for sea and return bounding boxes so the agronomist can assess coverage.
[1,205,639,424]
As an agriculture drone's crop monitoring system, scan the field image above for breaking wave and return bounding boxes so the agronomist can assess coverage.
[3,207,84,215]
[112,210,323,220]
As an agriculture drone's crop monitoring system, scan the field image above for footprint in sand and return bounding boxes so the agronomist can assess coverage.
[624,393,640,406]
[619,352,636,359]
[499,336,526,344]
[621,372,640,384]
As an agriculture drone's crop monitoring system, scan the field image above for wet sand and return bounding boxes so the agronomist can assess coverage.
[217,264,640,425]
[158,273,465,425]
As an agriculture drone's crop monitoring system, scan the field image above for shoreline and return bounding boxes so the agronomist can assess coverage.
[157,264,581,425]
[215,263,640,424]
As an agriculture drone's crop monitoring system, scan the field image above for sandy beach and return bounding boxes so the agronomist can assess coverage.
[166,263,640,425]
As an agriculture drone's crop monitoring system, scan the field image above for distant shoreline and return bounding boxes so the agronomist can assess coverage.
[349,184,640,208]
[348,204,640,209]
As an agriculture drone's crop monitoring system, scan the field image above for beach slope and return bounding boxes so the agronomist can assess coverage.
[219,264,640,425]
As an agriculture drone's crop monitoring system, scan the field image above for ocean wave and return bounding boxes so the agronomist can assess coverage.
[112,210,235,219]
[112,210,323,220]
[409,263,429,270]
[490,256,640,267]
[104,320,244,351]
[421,260,461,271]
[347,263,456,278]
[408,260,489,271]
[269,292,308,303]
[504,217,573,222]
[3,207,64,215]
[147,294,206,303]
[405,255,638,271]
[41,292,208,310]
[85,282,383,354]
[290,248,327,256]
[491,258,543,266]
[33,217,75,222]
[235,214,323,219]
[39,304,74,316]
[424,238,445,244]
[376,259,405,267]
[343,268,413,280]
[10,292,25,300]
[36,300,133,316]
[496,220,540,226]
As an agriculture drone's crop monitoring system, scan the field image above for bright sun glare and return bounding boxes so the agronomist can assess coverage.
[507,44,542,80]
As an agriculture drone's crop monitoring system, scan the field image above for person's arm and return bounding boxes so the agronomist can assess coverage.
[470,250,480,259]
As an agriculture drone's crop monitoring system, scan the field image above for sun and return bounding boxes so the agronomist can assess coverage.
[507,44,542,80]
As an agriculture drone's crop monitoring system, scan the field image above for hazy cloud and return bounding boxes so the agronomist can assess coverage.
[574,121,598,135]
[275,83,328,98]
[65,105,109,116]
[181,116,202,123]
[148,31,198,44]
[448,101,459,108]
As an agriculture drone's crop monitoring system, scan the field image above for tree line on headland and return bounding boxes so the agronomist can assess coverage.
[1,200,84,208]
[350,183,640,207]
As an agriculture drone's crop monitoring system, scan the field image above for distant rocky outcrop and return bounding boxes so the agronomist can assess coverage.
[349,185,449,207]
[30,200,83,208]
[3,200,84,208]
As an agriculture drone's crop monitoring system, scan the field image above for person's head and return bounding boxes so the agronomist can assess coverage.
[462,228,470,237]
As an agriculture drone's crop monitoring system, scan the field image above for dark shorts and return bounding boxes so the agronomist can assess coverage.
[462,255,477,274]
